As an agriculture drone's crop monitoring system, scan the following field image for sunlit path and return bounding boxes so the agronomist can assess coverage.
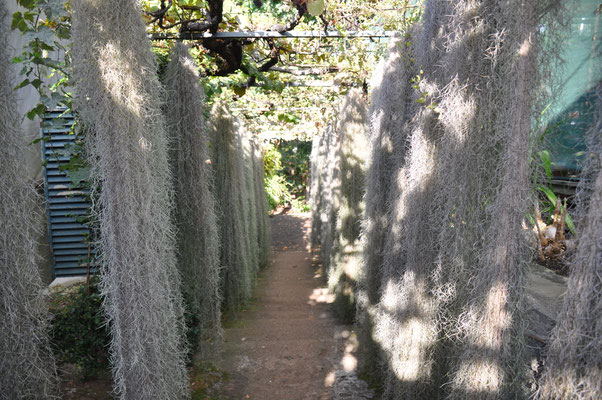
[218,213,374,400]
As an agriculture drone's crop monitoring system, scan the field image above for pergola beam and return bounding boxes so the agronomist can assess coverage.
[150,30,397,40]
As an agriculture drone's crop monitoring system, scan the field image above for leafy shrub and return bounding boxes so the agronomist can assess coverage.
[263,140,311,211]
[263,142,282,176]
[48,278,109,380]
[264,173,292,209]
[277,139,312,200]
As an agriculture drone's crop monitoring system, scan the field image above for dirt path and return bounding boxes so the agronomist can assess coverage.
[218,213,374,400]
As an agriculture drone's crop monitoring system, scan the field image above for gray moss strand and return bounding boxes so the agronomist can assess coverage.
[71,1,189,398]
[314,1,566,398]
[164,43,222,360]
[0,3,59,398]
[208,102,255,310]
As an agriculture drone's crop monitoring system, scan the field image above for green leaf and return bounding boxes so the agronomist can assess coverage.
[537,184,557,205]
[29,136,46,145]
[15,78,31,90]
[11,12,29,32]
[536,184,575,234]
[30,78,43,89]
[233,85,247,97]
[23,11,35,22]
[26,103,46,120]
[10,56,25,64]
[538,150,552,184]
[307,0,325,17]
[56,26,71,40]
[66,167,91,187]
[17,0,37,10]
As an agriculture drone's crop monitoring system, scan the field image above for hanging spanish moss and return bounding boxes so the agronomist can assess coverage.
[240,128,260,278]
[252,137,271,267]
[208,102,254,309]
[355,33,415,379]
[318,119,342,276]
[71,1,188,398]
[0,3,58,398]
[309,126,330,251]
[164,43,222,360]
[535,83,601,400]
[349,0,565,398]
[438,1,564,397]
[372,20,442,396]
[326,90,369,322]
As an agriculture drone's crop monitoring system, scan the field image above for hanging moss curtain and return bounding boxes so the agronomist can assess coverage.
[71,1,189,398]
[164,43,222,360]
[310,0,567,398]
[0,3,58,398]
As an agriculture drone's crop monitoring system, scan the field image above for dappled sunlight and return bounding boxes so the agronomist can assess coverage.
[373,275,437,384]
[308,288,335,305]
[321,329,374,398]
[324,371,336,387]
[453,359,503,394]
[518,37,532,57]
[138,136,151,150]
[438,78,476,143]
[98,43,143,117]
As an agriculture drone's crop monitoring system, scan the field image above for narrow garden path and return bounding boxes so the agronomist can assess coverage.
[217,213,374,400]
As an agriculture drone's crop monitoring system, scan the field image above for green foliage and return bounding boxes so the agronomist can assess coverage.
[264,140,311,211]
[48,278,109,380]
[263,142,282,176]
[278,139,311,199]
[536,184,576,233]
[262,140,311,210]
[264,173,292,209]
[10,0,71,120]
[532,109,576,234]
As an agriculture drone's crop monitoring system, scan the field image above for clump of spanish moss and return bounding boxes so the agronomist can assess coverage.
[208,102,254,310]
[438,2,565,397]
[536,84,601,400]
[318,121,342,276]
[0,3,58,397]
[371,22,441,397]
[71,1,188,398]
[350,1,565,398]
[325,90,369,322]
[164,43,222,360]
[309,127,330,251]
[355,33,414,379]
[240,127,260,279]
[252,137,271,267]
